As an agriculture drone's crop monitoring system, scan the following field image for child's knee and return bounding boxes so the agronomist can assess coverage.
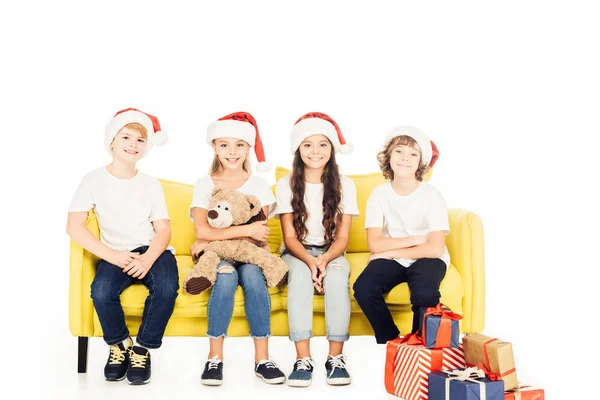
[217,265,235,274]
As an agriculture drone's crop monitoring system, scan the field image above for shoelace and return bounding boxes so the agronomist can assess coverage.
[257,360,278,369]
[295,357,315,371]
[327,354,347,377]
[207,355,222,371]
[108,345,126,365]
[129,350,148,369]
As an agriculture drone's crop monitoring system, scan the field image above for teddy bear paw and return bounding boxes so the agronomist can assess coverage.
[184,276,213,295]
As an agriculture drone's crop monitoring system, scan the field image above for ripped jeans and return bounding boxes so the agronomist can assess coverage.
[206,260,271,338]
[281,245,351,342]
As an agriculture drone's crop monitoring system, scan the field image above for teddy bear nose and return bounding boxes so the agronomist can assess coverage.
[208,210,218,220]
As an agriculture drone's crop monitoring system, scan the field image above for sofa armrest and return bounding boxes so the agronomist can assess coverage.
[446,208,485,333]
[69,211,100,337]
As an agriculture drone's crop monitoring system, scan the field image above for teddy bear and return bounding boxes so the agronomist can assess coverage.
[183,185,288,295]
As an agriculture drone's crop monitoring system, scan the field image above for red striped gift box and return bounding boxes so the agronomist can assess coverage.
[385,336,466,400]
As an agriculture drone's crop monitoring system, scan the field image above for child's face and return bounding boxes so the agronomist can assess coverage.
[389,143,421,179]
[111,126,147,162]
[213,138,250,170]
[299,134,332,171]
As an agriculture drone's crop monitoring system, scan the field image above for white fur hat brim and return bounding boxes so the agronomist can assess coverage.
[207,120,256,146]
[384,125,433,166]
[291,117,349,154]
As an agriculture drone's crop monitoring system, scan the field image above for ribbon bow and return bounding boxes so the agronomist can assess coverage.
[422,303,463,348]
[399,333,423,345]
[443,367,487,400]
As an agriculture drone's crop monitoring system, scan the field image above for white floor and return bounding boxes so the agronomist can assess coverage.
[41,334,397,400]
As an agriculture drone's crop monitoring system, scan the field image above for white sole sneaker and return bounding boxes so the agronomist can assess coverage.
[255,372,286,384]
[287,378,312,387]
[326,376,351,385]
[201,378,223,386]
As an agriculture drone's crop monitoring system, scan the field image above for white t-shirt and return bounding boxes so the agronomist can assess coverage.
[275,174,359,246]
[68,167,175,254]
[189,174,276,219]
[365,181,450,267]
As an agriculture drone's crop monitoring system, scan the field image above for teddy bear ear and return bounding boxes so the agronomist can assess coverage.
[211,184,228,198]
[246,195,262,216]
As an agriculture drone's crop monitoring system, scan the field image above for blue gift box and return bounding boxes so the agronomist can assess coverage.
[428,369,505,400]
[418,306,461,348]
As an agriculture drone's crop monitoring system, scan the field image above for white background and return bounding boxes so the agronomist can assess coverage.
[2,1,599,398]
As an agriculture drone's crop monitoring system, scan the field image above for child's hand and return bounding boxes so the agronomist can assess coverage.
[110,250,143,269]
[246,220,270,242]
[123,257,152,279]
[191,239,209,259]
[315,254,329,286]
[305,255,324,293]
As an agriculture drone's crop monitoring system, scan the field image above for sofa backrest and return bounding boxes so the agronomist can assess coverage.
[161,166,432,256]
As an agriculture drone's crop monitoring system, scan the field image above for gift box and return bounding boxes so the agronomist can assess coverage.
[419,304,462,348]
[429,367,505,400]
[385,335,466,400]
[504,384,545,400]
[462,333,518,391]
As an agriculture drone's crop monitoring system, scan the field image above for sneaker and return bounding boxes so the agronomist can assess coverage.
[255,359,286,384]
[287,357,315,387]
[325,354,351,385]
[104,342,130,381]
[126,346,151,385]
[201,355,223,386]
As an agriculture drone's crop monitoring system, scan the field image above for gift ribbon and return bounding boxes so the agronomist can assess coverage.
[506,385,541,400]
[443,367,487,400]
[422,303,463,348]
[465,337,516,379]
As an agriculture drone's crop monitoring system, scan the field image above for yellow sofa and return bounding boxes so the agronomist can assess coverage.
[70,167,485,372]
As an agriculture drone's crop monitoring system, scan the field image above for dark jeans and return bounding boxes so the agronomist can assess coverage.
[353,258,446,344]
[91,246,179,349]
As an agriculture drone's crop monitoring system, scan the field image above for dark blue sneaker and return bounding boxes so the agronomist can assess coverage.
[287,357,314,387]
[126,346,151,385]
[255,359,286,384]
[325,354,351,385]
[201,355,223,386]
[104,342,130,381]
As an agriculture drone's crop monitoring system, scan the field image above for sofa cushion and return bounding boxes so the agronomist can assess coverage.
[160,179,195,256]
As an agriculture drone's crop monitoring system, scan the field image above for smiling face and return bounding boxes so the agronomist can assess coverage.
[212,137,250,171]
[389,142,421,179]
[110,124,148,163]
[298,134,332,171]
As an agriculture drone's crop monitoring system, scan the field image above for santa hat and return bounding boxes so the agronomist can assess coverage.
[104,108,167,156]
[206,111,271,173]
[291,112,353,155]
[384,125,439,167]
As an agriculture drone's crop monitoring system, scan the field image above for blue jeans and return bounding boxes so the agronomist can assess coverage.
[207,260,271,338]
[91,246,179,349]
[282,246,351,342]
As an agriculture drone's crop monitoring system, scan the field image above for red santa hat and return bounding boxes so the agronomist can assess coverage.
[290,112,353,155]
[384,125,439,167]
[104,108,167,156]
[206,111,271,173]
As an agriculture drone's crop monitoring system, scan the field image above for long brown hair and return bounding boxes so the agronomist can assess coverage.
[290,143,343,245]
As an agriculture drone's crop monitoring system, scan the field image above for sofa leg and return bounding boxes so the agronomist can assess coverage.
[78,337,88,373]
